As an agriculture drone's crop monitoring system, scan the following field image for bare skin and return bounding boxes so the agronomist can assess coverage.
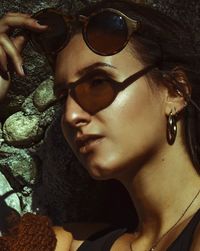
[0,13,200,251]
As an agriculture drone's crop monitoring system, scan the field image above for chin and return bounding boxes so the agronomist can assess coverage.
[87,168,113,180]
[82,158,127,181]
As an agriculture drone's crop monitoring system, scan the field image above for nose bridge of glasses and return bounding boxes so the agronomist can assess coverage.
[64,95,87,125]
[66,82,86,111]
[64,87,81,112]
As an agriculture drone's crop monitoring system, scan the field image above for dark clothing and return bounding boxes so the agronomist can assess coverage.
[77,208,200,251]
[167,208,200,251]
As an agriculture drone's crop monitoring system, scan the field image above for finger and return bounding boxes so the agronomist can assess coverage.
[4,12,32,17]
[0,15,48,33]
[0,33,24,76]
[11,35,27,54]
[0,45,8,72]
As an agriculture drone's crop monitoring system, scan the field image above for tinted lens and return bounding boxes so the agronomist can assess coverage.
[30,10,70,53]
[85,11,128,56]
[74,79,116,113]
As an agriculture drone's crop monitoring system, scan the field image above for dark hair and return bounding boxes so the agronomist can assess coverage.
[75,0,200,172]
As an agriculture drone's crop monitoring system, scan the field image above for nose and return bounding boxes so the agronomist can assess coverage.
[62,94,91,128]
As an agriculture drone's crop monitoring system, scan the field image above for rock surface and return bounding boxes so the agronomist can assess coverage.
[33,77,57,112]
[3,112,43,147]
[0,172,21,213]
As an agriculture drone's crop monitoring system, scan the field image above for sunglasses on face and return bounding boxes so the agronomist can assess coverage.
[29,7,140,57]
[54,64,155,114]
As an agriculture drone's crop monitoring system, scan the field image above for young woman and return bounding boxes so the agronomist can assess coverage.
[0,0,199,250]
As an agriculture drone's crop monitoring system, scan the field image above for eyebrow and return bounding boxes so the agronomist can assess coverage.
[54,62,117,94]
[76,62,117,78]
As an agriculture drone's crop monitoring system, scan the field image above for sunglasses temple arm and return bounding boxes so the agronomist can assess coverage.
[175,83,200,113]
[122,64,200,113]
[122,64,156,88]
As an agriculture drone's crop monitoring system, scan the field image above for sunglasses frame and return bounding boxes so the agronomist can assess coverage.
[29,7,140,59]
[55,64,156,114]
[79,8,140,56]
[29,8,75,67]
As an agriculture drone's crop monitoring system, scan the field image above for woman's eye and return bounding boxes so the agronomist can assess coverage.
[90,78,110,87]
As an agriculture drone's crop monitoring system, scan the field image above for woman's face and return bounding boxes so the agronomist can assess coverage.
[54,34,168,180]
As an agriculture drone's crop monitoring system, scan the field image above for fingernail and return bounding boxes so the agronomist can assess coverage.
[35,19,48,27]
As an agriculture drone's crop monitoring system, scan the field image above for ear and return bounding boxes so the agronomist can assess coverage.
[163,67,191,116]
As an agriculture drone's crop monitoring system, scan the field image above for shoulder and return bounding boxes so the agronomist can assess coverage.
[53,223,111,251]
[53,226,74,251]
[189,222,200,251]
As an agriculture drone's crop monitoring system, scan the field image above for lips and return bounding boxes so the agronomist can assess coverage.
[75,134,104,151]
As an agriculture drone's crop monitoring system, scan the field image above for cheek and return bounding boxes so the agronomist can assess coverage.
[82,88,166,179]
[105,81,166,155]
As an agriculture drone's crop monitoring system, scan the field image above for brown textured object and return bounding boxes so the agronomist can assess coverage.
[0,213,57,251]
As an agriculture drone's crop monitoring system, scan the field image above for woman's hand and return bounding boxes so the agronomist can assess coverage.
[0,11,48,101]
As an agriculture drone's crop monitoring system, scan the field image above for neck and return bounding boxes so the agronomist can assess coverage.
[119,138,200,238]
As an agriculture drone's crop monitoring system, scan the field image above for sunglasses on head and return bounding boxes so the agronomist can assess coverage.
[29,7,140,57]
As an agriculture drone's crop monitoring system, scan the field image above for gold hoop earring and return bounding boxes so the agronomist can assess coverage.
[167,110,177,145]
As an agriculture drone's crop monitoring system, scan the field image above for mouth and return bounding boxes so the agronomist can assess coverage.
[75,135,104,154]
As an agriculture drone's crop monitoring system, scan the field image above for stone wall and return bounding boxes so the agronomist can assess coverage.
[0,0,199,231]
[0,0,67,217]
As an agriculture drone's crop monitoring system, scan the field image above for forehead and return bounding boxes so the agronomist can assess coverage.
[54,34,143,84]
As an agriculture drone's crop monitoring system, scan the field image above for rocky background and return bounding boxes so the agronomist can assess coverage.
[0,0,199,231]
